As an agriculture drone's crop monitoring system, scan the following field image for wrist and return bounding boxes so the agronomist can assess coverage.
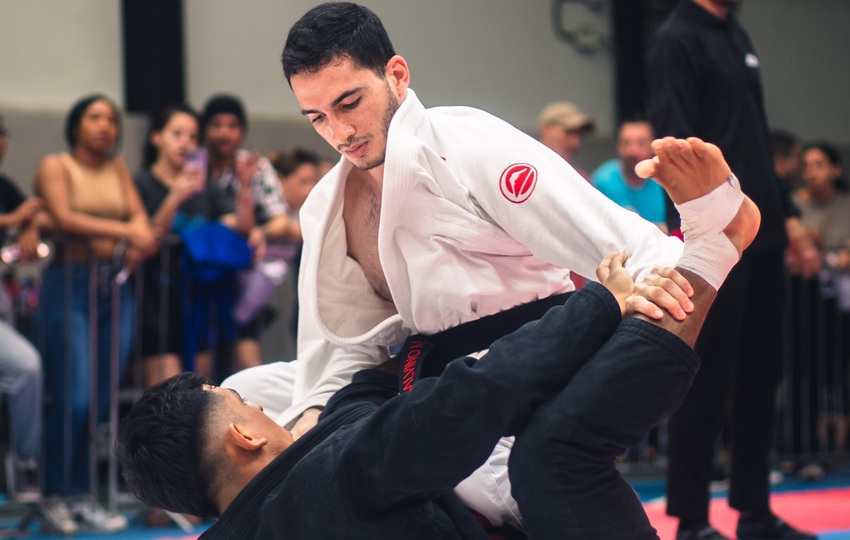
[301,407,323,417]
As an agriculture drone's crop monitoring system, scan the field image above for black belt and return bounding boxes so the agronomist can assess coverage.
[398,291,575,392]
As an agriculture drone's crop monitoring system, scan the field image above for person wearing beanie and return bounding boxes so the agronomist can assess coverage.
[200,94,293,372]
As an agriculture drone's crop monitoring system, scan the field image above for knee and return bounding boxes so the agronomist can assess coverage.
[19,345,43,382]
[510,410,616,487]
[0,338,42,388]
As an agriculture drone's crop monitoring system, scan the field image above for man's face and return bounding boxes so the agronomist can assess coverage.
[617,122,654,174]
[290,56,405,172]
[540,124,585,162]
[775,142,802,180]
[206,385,294,450]
[802,148,840,195]
[204,113,244,161]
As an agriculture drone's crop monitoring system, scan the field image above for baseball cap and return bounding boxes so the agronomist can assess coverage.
[538,102,595,133]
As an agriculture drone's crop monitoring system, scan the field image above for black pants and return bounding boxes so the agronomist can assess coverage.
[666,249,787,520]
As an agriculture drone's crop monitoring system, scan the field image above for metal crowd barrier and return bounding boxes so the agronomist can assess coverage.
[778,270,849,469]
[2,242,848,515]
[1,234,238,515]
[617,268,850,478]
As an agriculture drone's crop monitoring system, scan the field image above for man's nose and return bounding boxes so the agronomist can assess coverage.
[329,117,355,142]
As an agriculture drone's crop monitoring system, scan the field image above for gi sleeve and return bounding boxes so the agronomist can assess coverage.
[436,124,683,284]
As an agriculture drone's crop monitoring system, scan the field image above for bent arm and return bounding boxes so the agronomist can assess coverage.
[37,156,156,255]
[431,131,683,283]
[337,283,622,511]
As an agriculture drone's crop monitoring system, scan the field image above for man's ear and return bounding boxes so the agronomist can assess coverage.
[385,55,410,98]
[228,423,269,453]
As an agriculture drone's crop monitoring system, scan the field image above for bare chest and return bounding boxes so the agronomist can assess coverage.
[343,175,393,303]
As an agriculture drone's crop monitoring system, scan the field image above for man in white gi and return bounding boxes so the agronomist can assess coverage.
[223,2,751,533]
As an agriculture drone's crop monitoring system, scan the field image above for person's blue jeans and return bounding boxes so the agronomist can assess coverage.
[509,318,700,539]
[0,319,43,461]
[38,262,134,496]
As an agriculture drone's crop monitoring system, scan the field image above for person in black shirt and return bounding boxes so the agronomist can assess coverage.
[0,110,45,505]
[135,104,253,386]
[646,1,817,539]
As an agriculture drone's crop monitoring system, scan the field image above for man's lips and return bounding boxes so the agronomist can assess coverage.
[345,141,367,158]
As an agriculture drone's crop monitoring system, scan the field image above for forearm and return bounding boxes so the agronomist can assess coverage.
[149,193,184,234]
[47,210,134,240]
[0,214,17,229]
[261,214,298,242]
[233,189,255,235]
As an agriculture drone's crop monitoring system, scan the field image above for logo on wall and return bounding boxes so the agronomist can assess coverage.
[499,163,538,204]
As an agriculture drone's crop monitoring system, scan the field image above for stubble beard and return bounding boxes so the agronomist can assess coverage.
[356,85,401,172]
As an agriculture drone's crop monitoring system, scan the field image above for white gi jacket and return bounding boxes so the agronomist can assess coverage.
[281,89,683,428]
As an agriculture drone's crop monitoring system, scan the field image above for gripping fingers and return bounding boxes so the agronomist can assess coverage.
[653,267,694,299]
[632,282,685,320]
[596,252,628,282]
[633,272,692,321]
[627,294,664,320]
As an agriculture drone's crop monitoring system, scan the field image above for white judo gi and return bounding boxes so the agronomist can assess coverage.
[224,89,684,526]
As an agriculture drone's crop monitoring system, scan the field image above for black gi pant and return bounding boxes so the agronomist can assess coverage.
[508,307,700,538]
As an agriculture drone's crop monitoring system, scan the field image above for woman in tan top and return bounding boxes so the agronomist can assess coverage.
[34,94,156,532]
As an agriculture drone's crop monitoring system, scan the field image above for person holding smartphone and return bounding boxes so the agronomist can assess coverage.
[134,104,253,387]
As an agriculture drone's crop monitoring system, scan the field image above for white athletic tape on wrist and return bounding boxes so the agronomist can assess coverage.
[674,174,744,289]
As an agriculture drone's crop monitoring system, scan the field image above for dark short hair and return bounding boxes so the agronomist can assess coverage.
[143,103,201,167]
[802,140,847,191]
[282,2,396,84]
[771,129,799,158]
[270,147,321,178]
[64,94,122,152]
[201,94,247,131]
[116,373,220,518]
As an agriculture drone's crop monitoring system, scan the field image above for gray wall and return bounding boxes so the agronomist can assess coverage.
[2,1,849,192]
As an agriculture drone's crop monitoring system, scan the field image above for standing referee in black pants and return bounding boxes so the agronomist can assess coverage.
[646,1,818,539]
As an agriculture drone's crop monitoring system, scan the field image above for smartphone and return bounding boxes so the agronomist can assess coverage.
[184,148,207,172]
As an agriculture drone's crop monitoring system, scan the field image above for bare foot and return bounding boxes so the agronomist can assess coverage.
[635,137,731,204]
[724,195,760,257]
[635,136,760,257]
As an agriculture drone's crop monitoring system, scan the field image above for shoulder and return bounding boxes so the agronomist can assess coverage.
[36,153,70,178]
[133,168,154,185]
[133,169,164,195]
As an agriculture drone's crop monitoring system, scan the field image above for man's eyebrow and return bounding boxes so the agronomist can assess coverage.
[226,388,243,401]
[300,88,364,116]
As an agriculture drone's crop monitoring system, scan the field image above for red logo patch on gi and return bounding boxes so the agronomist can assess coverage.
[499,163,538,204]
